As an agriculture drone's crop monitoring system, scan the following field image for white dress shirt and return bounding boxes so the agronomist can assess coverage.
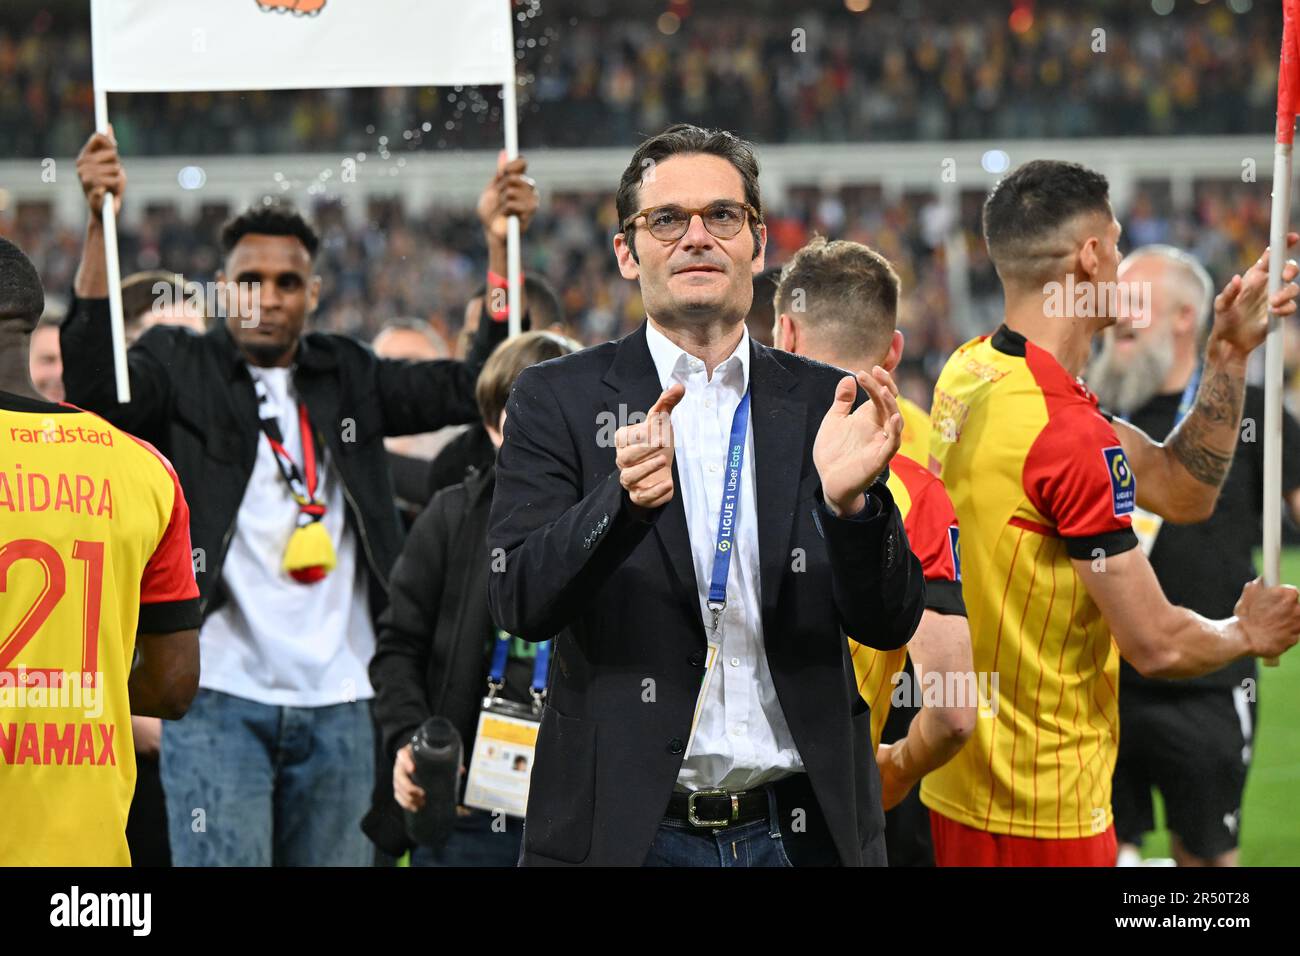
[199,365,376,707]
[644,320,804,792]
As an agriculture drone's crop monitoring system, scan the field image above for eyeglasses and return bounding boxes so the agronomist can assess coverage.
[621,200,761,242]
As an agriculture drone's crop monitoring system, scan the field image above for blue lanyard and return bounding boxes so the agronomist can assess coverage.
[706,388,751,632]
[488,633,550,697]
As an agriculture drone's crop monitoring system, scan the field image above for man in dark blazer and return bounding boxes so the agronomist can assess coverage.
[487,124,925,867]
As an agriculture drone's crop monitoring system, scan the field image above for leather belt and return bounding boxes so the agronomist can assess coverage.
[665,788,769,828]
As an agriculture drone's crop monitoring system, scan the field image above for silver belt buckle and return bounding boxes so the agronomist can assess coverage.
[687,788,737,828]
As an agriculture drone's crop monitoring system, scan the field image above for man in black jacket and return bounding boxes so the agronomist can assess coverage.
[487,124,925,867]
[61,129,531,866]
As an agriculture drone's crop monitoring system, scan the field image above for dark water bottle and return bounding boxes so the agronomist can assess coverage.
[404,716,463,849]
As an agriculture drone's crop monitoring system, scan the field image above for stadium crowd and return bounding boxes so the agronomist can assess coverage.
[6,176,1300,414]
[0,0,1282,157]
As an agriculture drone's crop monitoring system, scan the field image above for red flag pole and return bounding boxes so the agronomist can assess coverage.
[1263,0,1300,666]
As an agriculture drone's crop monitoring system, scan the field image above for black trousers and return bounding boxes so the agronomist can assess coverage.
[125,754,171,867]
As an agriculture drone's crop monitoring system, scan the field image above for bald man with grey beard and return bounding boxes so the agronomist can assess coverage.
[1087,244,1300,868]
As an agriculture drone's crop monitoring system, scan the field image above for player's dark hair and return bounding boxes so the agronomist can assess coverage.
[0,237,45,331]
[982,159,1111,286]
[616,123,762,262]
[220,203,320,259]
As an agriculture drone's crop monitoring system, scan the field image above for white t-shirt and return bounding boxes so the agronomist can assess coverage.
[199,366,376,706]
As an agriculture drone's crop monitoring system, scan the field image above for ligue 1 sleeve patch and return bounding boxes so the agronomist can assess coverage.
[1102,446,1136,517]
[948,524,962,581]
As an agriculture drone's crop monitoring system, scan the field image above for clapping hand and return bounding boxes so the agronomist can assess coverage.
[813,367,903,517]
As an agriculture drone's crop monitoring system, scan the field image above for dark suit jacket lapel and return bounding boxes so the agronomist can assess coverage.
[749,340,805,629]
[601,323,702,632]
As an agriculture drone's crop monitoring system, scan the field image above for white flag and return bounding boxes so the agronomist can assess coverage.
[91,0,515,92]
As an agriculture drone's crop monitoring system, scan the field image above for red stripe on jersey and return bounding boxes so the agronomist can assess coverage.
[1008,515,1057,537]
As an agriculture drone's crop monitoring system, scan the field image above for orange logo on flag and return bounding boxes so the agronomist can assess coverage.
[256,0,327,15]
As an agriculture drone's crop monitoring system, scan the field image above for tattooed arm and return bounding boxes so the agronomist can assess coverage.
[1115,239,1300,523]
[1114,348,1247,522]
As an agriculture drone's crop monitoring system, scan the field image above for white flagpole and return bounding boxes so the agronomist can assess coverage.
[1263,140,1293,667]
[92,92,131,403]
[501,16,522,339]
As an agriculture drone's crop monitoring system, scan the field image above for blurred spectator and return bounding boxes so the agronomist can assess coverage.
[432,274,568,497]
[367,330,578,867]
[372,318,459,526]
[745,265,781,348]
[27,305,63,401]
[120,270,206,344]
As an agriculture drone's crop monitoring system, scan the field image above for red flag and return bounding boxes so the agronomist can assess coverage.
[1279,0,1300,144]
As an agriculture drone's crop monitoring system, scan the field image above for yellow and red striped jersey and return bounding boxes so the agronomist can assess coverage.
[850,445,965,751]
[920,326,1139,840]
[0,392,200,866]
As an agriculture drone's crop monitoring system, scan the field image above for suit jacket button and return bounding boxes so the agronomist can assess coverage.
[668,738,684,754]
[688,650,705,667]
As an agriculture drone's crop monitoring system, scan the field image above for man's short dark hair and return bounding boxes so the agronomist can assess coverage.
[775,237,900,364]
[982,159,1111,286]
[615,124,762,261]
[220,203,320,259]
[0,237,45,332]
[522,275,565,329]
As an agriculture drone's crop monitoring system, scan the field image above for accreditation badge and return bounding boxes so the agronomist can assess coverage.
[463,631,549,819]
[683,639,720,757]
[462,696,540,819]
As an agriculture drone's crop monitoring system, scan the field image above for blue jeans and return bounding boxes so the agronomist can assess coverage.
[643,786,795,867]
[160,688,375,866]
[410,809,524,867]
